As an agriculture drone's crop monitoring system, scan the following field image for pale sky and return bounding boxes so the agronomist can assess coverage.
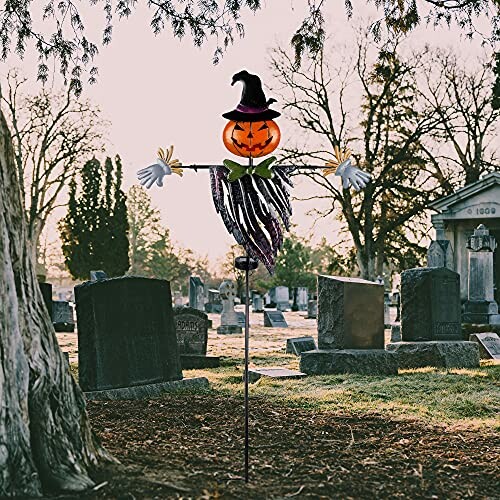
[1,1,494,265]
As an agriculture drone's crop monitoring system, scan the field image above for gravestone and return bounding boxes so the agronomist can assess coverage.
[427,240,454,270]
[300,275,398,376]
[317,275,384,349]
[174,307,208,355]
[286,336,317,356]
[90,270,108,282]
[53,301,75,333]
[205,289,223,313]
[173,307,220,369]
[384,301,391,328]
[264,310,288,328]
[247,367,306,383]
[307,299,317,319]
[296,287,309,311]
[173,291,183,307]
[462,225,500,325]
[387,267,479,369]
[469,332,500,359]
[400,267,461,341]
[386,341,480,369]
[38,281,53,320]
[189,276,205,311]
[217,280,242,334]
[76,276,203,397]
[237,311,246,328]
[270,286,290,311]
[252,294,264,312]
[390,323,401,342]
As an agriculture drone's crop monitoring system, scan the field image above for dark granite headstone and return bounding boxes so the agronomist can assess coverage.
[401,267,461,341]
[189,276,205,311]
[469,332,500,359]
[75,276,182,392]
[264,310,288,327]
[173,307,209,355]
[38,282,53,320]
[307,299,317,319]
[317,275,384,350]
[286,336,317,355]
[53,301,75,332]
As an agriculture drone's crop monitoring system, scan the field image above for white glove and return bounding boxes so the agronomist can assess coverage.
[137,158,171,189]
[335,159,371,191]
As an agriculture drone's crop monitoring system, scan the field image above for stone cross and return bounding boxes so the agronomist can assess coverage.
[218,280,241,334]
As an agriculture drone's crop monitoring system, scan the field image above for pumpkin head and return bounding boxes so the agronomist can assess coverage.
[223,120,280,158]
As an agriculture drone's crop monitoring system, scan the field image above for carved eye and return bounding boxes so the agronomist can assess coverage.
[234,123,244,131]
[258,123,269,131]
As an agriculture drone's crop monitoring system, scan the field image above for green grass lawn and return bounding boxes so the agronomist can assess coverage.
[72,355,499,429]
[186,357,500,429]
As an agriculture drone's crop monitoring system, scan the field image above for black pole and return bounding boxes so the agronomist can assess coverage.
[244,254,250,483]
[244,155,253,483]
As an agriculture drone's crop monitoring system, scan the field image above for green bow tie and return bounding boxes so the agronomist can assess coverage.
[224,157,277,182]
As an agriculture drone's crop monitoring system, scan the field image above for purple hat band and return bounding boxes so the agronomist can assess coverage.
[236,103,268,114]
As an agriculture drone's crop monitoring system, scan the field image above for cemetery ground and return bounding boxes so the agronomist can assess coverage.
[55,311,499,499]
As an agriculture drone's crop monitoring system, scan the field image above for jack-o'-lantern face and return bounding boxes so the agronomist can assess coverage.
[223,120,280,158]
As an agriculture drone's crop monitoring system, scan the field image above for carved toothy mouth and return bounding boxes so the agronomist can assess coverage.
[232,136,274,152]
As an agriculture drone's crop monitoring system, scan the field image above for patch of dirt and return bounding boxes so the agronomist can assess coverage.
[49,393,500,499]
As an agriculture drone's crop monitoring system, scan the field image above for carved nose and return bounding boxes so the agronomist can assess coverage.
[247,131,253,139]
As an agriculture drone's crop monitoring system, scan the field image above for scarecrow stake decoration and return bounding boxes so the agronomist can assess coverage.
[137,70,371,483]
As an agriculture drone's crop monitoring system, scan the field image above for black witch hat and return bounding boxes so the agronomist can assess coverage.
[222,70,281,122]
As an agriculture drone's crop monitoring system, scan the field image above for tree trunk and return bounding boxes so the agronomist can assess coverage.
[0,109,114,496]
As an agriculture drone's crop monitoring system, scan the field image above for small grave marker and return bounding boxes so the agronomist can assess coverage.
[469,332,500,359]
[286,337,316,356]
[174,307,209,355]
[247,367,306,383]
[53,301,75,332]
[264,310,288,328]
[173,306,220,369]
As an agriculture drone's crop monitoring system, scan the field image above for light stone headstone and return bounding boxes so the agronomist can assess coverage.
[271,286,290,311]
[427,240,454,269]
[469,332,500,359]
[173,291,183,306]
[252,294,264,312]
[297,287,309,311]
[401,267,461,341]
[217,280,242,334]
[317,275,384,350]
[463,225,500,324]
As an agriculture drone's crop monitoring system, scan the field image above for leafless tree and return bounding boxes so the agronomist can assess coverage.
[271,39,445,280]
[419,50,499,188]
[1,69,107,261]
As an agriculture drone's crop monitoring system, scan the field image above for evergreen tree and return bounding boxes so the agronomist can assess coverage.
[60,156,129,280]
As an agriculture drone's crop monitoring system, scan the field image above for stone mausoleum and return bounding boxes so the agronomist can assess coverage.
[428,172,500,303]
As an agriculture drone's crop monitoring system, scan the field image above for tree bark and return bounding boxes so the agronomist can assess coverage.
[0,108,114,496]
